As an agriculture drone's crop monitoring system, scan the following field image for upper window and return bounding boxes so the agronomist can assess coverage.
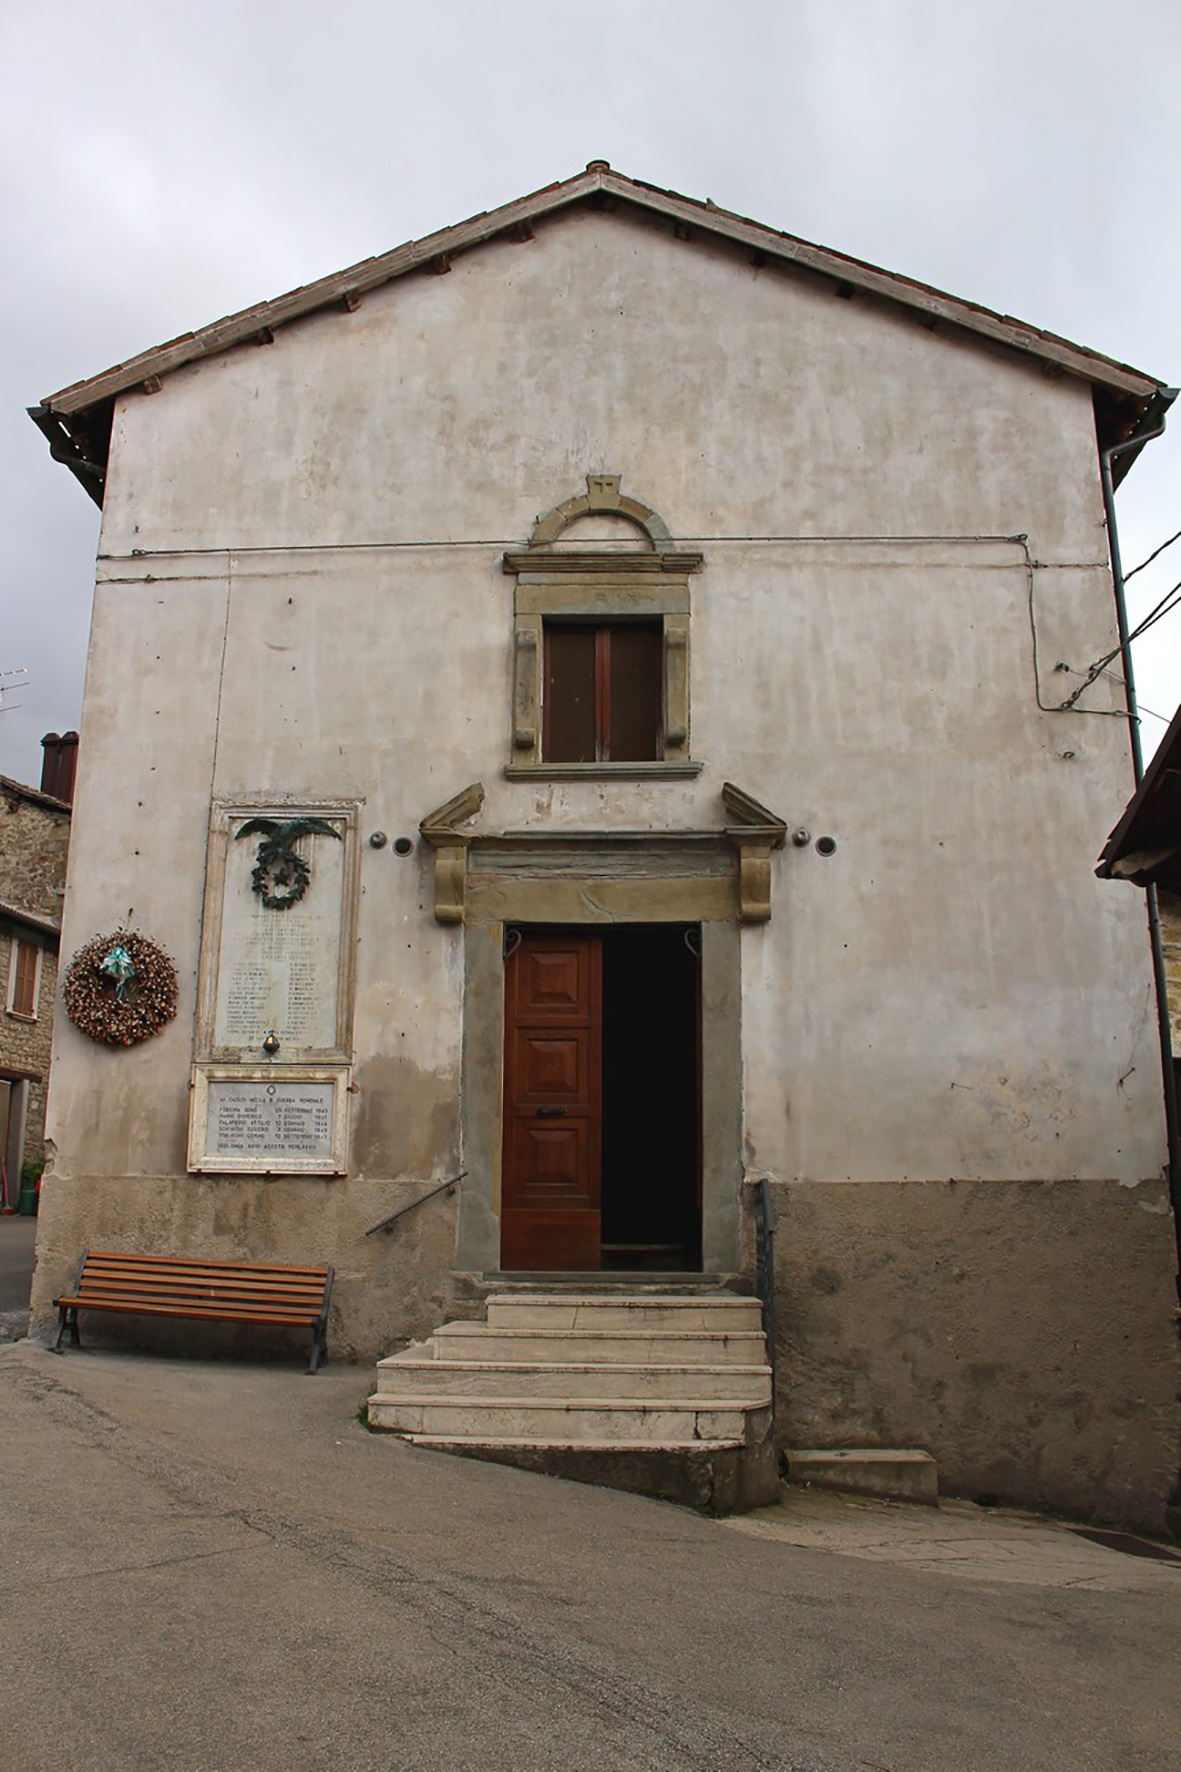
[543,622,663,763]
[7,939,40,1019]
[503,476,702,780]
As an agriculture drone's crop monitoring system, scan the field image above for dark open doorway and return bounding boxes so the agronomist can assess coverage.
[600,925,701,1270]
[500,924,701,1273]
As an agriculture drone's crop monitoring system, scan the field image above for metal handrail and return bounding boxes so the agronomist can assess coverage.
[751,1176,777,1424]
[365,1171,466,1237]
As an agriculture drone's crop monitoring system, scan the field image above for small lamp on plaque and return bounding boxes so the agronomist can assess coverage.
[262,1030,281,1057]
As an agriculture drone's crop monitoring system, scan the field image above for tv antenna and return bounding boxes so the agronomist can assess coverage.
[0,668,29,713]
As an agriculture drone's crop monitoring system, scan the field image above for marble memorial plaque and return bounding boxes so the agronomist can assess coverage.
[208,1080,335,1161]
[213,819,346,1055]
[189,1067,348,1173]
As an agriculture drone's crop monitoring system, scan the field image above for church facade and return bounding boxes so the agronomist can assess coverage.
[28,165,1178,1528]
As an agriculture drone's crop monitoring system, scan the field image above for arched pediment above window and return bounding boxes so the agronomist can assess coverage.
[529,475,673,550]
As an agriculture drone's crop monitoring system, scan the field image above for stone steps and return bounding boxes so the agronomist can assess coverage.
[367,1396,757,1440]
[376,1354,772,1402]
[367,1286,778,1511]
[430,1326,767,1364]
[484,1295,763,1332]
[405,1435,747,1453]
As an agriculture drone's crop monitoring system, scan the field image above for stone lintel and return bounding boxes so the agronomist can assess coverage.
[421,784,787,926]
[503,551,703,576]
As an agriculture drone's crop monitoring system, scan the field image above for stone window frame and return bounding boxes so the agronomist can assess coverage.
[503,476,703,781]
[6,937,41,1021]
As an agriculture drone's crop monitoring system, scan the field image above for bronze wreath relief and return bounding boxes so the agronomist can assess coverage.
[235,817,342,909]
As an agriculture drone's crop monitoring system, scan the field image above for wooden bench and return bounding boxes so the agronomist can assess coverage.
[51,1250,334,1373]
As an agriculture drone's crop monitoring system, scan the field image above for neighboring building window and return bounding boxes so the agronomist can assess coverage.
[543,622,664,763]
[8,940,40,1019]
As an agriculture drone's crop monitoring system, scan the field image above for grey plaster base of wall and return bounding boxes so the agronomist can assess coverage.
[26,1170,466,1362]
[773,1178,1180,1534]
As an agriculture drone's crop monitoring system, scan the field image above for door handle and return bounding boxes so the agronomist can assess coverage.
[535,1106,568,1118]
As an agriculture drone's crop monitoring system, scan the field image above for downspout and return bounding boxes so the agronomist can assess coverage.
[1100,389,1181,1293]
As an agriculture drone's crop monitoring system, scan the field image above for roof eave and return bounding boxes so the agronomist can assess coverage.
[1097,698,1181,883]
[0,900,61,941]
[31,163,1169,504]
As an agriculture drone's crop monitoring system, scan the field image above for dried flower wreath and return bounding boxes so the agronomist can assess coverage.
[63,930,179,1046]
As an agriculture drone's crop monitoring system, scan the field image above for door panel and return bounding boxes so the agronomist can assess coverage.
[501,933,602,1271]
[509,1032,588,1104]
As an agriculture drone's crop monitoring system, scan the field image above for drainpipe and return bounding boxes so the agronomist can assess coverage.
[1099,389,1181,1292]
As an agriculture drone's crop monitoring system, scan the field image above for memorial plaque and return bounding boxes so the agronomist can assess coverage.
[208,1080,335,1160]
[188,1066,349,1174]
[212,816,347,1056]
[190,804,358,1175]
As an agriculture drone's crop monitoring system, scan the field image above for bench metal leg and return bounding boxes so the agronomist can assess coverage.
[50,1306,81,1353]
[307,1322,327,1374]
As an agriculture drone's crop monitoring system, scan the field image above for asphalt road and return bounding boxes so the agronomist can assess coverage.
[1,1340,1177,1772]
[0,1214,35,1308]
[0,1215,36,1337]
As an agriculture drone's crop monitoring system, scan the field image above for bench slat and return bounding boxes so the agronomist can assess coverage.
[62,1290,324,1318]
[85,1249,329,1270]
[81,1255,330,1280]
[70,1274,327,1298]
[56,1298,326,1326]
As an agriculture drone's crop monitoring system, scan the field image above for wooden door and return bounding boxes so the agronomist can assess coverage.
[501,932,602,1270]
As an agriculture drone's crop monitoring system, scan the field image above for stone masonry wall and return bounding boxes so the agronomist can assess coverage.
[1,931,58,1163]
[0,781,71,919]
[0,780,69,1170]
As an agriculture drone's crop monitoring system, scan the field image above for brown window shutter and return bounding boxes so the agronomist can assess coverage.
[12,942,38,1017]
[543,622,664,764]
[604,625,662,762]
[544,627,598,762]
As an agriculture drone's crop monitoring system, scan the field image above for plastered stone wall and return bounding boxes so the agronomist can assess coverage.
[29,207,1178,1526]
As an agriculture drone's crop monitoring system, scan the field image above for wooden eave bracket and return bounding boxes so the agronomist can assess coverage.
[1105,845,1181,887]
[420,782,485,924]
[722,781,787,924]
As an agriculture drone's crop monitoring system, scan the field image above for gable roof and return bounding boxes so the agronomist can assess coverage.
[29,161,1172,507]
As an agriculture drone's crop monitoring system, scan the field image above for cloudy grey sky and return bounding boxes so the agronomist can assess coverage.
[2,0,1178,786]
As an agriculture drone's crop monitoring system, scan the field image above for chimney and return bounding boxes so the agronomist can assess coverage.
[40,731,79,805]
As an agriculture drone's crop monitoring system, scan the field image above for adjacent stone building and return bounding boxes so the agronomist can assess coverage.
[1098,696,1181,1215]
[1164,894,1181,1049]
[0,739,74,1195]
[26,166,1180,1529]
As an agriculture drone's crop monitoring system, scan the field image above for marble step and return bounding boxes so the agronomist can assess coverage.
[788,1448,939,1505]
[484,1294,763,1332]
[406,1434,747,1453]
[430,1325,767,1365]
[367,1394,756,1441]
[373,1355,772,1403]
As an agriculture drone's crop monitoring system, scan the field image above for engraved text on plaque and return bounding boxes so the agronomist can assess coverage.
[208,1081,335,1162]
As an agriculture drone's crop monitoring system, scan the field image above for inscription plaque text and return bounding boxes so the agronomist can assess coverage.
[208,1081,335,1161]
